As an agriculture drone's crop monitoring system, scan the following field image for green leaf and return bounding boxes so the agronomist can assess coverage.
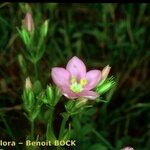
[40,20,49,38]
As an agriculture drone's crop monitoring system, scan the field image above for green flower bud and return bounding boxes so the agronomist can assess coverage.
[46,85,61,107]
[65,101,75,113]
[75,98,87,108]
[17,13,34,48]
[17,27,31,48]
[22,77,35,111]
[96,77,115,95]
[23,89,34,111]
[65,99,87,115]
[40,20,49,38]
[46,85,53,101]
[37,91,47,104]
[27,91,34,105]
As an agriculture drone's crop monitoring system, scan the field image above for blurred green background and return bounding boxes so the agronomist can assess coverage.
[0,3,150,150]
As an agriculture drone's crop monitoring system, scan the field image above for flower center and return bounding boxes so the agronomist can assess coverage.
[70,76,88,93]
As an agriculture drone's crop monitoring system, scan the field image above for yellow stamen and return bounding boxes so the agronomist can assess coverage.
[70,76,76,84]
[80,78,88,86]
[70,77,88,93]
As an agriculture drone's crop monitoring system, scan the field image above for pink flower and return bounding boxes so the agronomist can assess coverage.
[24,12,34,32]
[121,147,134,150]
[51,56,101,100]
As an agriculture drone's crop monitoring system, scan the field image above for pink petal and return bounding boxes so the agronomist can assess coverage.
[66,56,86,80]
[51,67,70,87]
[25,13,34,32]
[84,70,101,90]
[61,86,78,99]
[79,90,99,100]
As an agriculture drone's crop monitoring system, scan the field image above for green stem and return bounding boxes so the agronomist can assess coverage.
[31,120,34,140]
[34,62,38,80]
[92,129,114,150]
[59,113,70,140]
[46,107,57,145]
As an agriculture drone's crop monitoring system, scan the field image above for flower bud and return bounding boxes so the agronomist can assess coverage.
[25,77,32,90]
[46,85,53,102]
[26,91,34,107]
[22,88,34,112]
[96,76,115,95]
[24,12,34,33]
[75,98,87,108]
[101,65,111,81]
[23,77,34,111]
[45,85,61,107]
[65,101,75,113]
[40,20,49,38]
[96,81,115,94]
[65,98,88,115]
[38,91,47,104]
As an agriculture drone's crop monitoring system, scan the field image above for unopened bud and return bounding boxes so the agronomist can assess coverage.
[65,101,75,112]
[65,98,88,115]
[41,20,49,37]
[45,85,61,107]
[25,77,32,90]
[75,98,87,108]
[46,85,53,101]
[24,12,34,32]
[96,76,115,95]
[97,81,114,94]
[101,65,111,81]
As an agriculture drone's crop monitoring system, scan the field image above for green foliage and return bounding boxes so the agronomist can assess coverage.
[65,99,90,115]
[0,3,150,150]
[22,79,43,122]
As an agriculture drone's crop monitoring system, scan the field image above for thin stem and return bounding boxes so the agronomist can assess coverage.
[0,104,22,112]
[34,62,38,80]
[46,107,57,145]
[31,120,34,140]
[92,129,114,150]
[59,113,69,140]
